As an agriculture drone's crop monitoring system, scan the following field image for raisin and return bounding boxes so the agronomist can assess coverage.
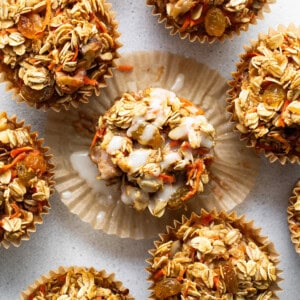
[204,8,226,37]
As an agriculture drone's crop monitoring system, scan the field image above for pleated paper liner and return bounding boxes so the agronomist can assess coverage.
[45,50,259,239]
[0,0,121,112]
[0,113,55,249]
[287,179,300,255]
[20,266,133,300]
[146,209,282,299]
[146,0,275,44]
[227,24,300,164]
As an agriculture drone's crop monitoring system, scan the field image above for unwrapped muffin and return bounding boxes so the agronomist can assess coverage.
[147,0,275,43]
[90,87,215,217]
[20,266,133,299]
[0,0,120,111]
[147,209,280,299]
[0,112,54,248]
[227,24,300,164]
[287,179,300,255]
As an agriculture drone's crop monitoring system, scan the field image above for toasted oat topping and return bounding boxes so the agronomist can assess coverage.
[90,88,215,217]
[0,112,52,245]
[0,0,118,108]
[232,31,300,156]
[28,267,131,299]
[149,212,277,299]
[148,0,270,38]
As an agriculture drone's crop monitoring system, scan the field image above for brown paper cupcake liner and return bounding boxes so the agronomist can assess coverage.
[146,0,275,44]
[146,209,282,299]
[20,266,133,300]
[227,23,300,165]
[0,113,55,249]
[0,0,121,112]
[45,50,259,239]
[287,179,300,255]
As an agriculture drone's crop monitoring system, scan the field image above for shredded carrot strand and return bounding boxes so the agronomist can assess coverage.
[0,152,27,173]
[83,76,98,86]
[90,128,105,148]
[10,202,21,219]
[10,146,34,158]
[181,159,203,201]
[158,173,175,184]
[277,98,291,127]
[153,269,165,280]
[117,64,134,72]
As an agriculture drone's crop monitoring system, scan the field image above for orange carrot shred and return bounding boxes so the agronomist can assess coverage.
[181,159,203,201]
[117,64,134,72]
[158,173,175,184]
[10,146,34,158]
[153,269,165,280]
[83,76,98,86]
[10,202,21,219]
[0,152,27,173]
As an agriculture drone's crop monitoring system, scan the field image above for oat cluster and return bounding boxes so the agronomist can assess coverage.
[90,88,215,217]
[231,31,300,157]
[0,112,52,246]
[28,267,131,300]
[148,211,277,300]
[0,0,119,109]
[148,0,270,38]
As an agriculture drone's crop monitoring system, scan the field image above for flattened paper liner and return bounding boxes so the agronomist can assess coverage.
[0,114,55,249]
[45,51,259,239]
[227,24,300,165]
[146,0,275,44]
[146,209,282,299]
[287,179,300,255]
[0,1,121,112]
[20,266,134,300]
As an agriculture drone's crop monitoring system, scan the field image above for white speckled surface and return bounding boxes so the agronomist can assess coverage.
[0,0,300,299]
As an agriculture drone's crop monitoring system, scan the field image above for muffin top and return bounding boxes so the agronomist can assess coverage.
[0,112,53,247]
[229,29,300,161]
[26,267,131,300]
[148,210,278,299]
[90,87,215,217]
[148,0,272,42]
[0,0,119,110]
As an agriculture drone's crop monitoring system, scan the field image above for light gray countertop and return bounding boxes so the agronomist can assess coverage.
[0,0,300,299]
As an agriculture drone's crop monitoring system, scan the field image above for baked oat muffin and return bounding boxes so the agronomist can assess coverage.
[227,25,300,164]
[147,0,275,43]
[21,266,133,300]
[287,179,300,255]
[147,210,280,299]
[0,112,54,248]
[0,0,120,111]
[89,87,215,217]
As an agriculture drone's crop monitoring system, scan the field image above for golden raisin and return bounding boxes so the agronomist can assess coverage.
[204,7,226,37]
[23,151,47,175]
[17,13,44,39]
[154,278,182,298]
[261,83,286,108]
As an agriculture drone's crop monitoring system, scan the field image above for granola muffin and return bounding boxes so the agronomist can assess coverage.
[287,179,300,255]
[20,266,133,299]
[0,0,120,111]
[0,112,54,248]
[90,87,215,217]
[147,0,275,43]
[147,209,280,299]
[227,24,300,164]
